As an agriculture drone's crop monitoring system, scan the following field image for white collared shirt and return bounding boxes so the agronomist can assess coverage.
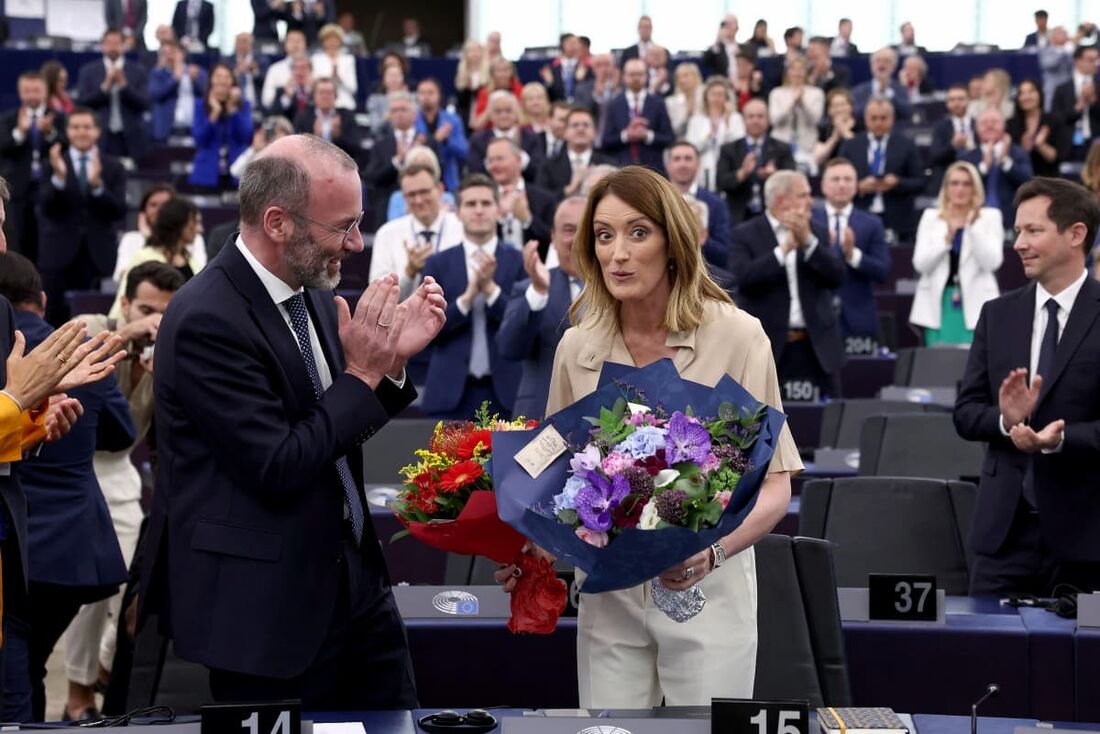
[369,210,463,299]
[627,90,647,114]
[1075,70,1095,138]
[568,147,592,171]
[235,235,334,390]
[824,202,862,268]
[456,237,503,316]
[952,114,975,149]
[767,211,819,329]
[103,55,125,75]
[525,266,583,311]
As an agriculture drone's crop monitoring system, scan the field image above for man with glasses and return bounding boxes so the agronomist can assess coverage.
[536,107,614,201]
[142,134,446,710]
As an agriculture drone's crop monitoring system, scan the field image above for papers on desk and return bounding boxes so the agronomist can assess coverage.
[817,707,909,734]
[314,724,366,734]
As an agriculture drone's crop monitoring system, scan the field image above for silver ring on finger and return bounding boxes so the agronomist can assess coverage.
[376,320,392,328]
[682,566,695,581]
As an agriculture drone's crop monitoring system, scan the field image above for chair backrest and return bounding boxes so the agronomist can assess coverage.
[818,399,944,449]
[893,347,971,388]
[361,418,439,484]
[753,535,851,707]
[798,477,977,594]
[858,413,984,480]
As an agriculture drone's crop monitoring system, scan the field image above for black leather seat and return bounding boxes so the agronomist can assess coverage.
[858,412,984,479]
[893,346,971,387]
[753,535,851,706]
[819,399,946,449]
[799,477,977,594]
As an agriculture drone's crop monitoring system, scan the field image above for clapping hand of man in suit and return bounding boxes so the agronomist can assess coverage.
[625,116,650,143]
[778,206,813,254]
[86,154,103,189]
[523,239,551,294]
[999,367,1065,453]
[403,239,433,281]
[48,142,67,181]
[43,394,84,443]
[457,249,499,312]
[832,224,857,261]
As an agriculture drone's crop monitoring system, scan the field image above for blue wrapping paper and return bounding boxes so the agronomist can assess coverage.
[491,359,787,594]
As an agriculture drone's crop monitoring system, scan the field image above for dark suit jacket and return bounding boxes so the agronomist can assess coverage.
[466,128,544,183]
[293,107,363,160]
[142,241,416,676]
[250,0,282,41]
[149,66,209,142]
[693,186,732,269]
[507,183,556,255]
[545,60,590,102]
[850,79,913,120]
[534,147,615,200]
[928,116,977,187]
[599,92,674,172]
[36,151,127,274]
[0,297,29,589]
[76,57,150,161]
[1024,32,1044,48]
[364,125,411,226]
[420,245,525,415]
[15,311,132,591]
[715,137,796,225]
[0,109,62,199]
[171,0,215,48]
[619,44,642,67]
[189,99,253,188]
[813,65,852,95]
[702,44,734,79]
[283,0,335,45]
[1007,112,1071,178]
[959,145,1034,229]
[837,132,924,240]
[1051,78,1100,148]
[496,268,575,420]
[105,0,148,47]
[811,206,890,338]
[955,276,1100,560]
[729,214,846,374]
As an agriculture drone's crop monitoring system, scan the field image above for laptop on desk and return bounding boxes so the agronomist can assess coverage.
[392,585,512,619]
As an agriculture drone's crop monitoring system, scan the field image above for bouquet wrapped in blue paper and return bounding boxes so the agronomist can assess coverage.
[491,359,788,621]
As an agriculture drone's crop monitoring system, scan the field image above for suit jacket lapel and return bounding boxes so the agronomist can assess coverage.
[549,268,572,337]
[306,289,345,374]
[1010,284,1035,377]
[1037,277,1100,408]
[220,242,318,407]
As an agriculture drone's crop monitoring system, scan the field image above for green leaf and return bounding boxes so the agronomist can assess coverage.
[557,508,579,525]
[700,499,724,527]
[389,528,412,543]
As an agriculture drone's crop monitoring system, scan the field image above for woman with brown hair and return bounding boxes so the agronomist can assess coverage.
[496,166,800,708]
[40,60,73,114]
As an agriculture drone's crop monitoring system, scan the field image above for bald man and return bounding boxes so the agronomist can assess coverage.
[142,134,446,709]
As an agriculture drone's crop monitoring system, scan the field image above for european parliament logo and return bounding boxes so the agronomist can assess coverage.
[577,727,633,734]
[432,590,480,616]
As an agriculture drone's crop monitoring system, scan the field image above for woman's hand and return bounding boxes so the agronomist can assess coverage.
[55,331,127,394]
[658,546,715,591]
[3,322,86,409]
[494,541,555,593]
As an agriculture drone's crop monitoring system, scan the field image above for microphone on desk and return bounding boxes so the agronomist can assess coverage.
[971,683,1001,734]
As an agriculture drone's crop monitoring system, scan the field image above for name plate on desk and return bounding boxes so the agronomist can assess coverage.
[838,584,945,623]
[712,699,809,734]
[878,386,956,406]
[869,575,938,621]
[392,585,512,619]
[1077,592,1100,628]
[201,701,301,734]
[503,717,710,734]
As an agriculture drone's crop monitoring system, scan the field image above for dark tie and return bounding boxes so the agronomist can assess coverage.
[871,139,885,176]
[77,153,88,192]
[419,230,435,248]
[833,212,842,252]
[564,62,575,98]
[630,95,641,162]
[985,156,1001,209]
[284,293,365,543]
[29,113,41,178]
[1022,298,1061,508]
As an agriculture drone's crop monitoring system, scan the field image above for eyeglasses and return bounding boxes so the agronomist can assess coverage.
[289,210,364,245]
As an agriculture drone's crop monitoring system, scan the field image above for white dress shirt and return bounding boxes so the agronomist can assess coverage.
[310,51,358,110]
[55,147,104,195]
[174,68,196,129]
[525,267,583,311]
[369,210,463,298]
[951,114,975,150]
[1075,70,1095,139]
[866,133,889,213]
[621,90,656,145]
[455,237,502,314]
[261,57,292,110]
[824,202,863,268]
[767,212,819,329]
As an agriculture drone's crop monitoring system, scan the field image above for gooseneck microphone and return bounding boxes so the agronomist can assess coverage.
[971,683,1001,734]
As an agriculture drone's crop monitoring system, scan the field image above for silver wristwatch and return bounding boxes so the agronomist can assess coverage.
[710,541,727,570]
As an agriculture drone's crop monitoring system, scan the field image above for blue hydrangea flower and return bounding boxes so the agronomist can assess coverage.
[665,411,712,465]
[619,425,668,460]
[574,470,631,531]
[552,474,588,514]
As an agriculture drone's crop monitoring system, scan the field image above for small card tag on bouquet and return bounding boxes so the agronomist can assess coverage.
[515,425,568,478]
[627,402,650,416]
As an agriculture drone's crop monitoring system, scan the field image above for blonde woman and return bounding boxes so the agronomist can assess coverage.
[473,57,523,130]
[768,56,824,162]
[665,62,704,137]
[910,161,1004,345]
[310,23,357,110]
[496,167,799,708]
[686,77,745,189]
[456,38,490,126]
[520,82,551,132]
[968,68,1014,121]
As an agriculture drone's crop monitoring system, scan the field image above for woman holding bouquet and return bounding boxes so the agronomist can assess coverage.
[497,166,802,707]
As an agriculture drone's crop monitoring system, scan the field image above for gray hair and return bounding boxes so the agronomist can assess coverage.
[487,89,519,110]
[238,135,357,226]
[865,94,895,114]
[388,90,416,107]
[872,46,899,71]
[486,135,522,158]
[579,164,619,196]
[682,194,708,230]
[764,170,808,209]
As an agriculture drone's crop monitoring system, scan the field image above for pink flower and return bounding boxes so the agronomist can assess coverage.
[600,451,634,476]
[575,527,609,547]
[700,453,721,475]
[715,490,732,510]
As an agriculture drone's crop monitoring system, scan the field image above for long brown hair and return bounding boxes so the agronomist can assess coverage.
[569,166,732,332]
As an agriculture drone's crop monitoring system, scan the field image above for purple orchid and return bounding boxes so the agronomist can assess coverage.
[665,411,713,465]
[574,470,632,531]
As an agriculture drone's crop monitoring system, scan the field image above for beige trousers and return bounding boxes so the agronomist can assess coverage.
[577,547,758,708]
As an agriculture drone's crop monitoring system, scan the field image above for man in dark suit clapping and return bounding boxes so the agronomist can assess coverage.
[716,98,796,226]
[294,77,362,160]
[76,29,150,162]
[599,58,674,173]
[955,177,1100,595]
[142,134,446,709]
[536,107,614,200]
[730,170,845,402]
[36,108,126,325]
[1050,44,1100,161]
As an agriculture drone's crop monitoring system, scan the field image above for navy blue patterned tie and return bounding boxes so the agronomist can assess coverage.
[284,293,365,543]
[1022,298,1061,509]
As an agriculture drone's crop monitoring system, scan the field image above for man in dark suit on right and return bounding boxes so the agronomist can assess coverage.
[929,84,977,192]
[293,77,362,161]
[838,96,924,243]
[716,98,795,226]
[955,177,1100,596]
[536,107,614,200]
[600,58,674,173]
[1050,44,1100,161]
[730,170,846,402]
[76,28,150,162]
[142,134,446,709]
[37,108,127,326]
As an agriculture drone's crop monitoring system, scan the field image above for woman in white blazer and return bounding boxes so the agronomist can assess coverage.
[685,77,744,190]
[909,161,1005,345]
[767,56,823,165]
[311,24,358,110]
